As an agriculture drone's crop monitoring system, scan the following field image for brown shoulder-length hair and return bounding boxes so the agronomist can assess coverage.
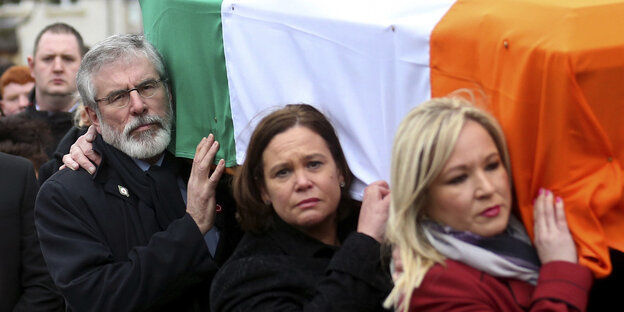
[234,104,355,233]
[0,114,51,174]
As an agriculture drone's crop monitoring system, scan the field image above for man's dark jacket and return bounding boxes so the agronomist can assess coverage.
[0,152,64,311]
[35,136,241,311]
[22,88,74,158]
[38,126,88,185]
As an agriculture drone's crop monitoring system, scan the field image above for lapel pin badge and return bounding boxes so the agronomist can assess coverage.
[118,185,130,197]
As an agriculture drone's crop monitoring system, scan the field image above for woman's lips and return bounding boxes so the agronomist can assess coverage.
[481,205,501,217]
[296,198,320,209]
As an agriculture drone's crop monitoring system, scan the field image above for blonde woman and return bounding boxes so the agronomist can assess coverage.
[385,94,592,311]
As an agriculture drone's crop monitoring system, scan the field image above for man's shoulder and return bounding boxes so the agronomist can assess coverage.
[45,166,95,183]
[19,104,46,119]
[0,152,31,171]
[37,164,124,221]
[40,165,107,198]
[0,153,33,188]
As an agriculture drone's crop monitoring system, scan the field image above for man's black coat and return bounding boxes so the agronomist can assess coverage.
[0,152,64,311]
[35,139,241,311]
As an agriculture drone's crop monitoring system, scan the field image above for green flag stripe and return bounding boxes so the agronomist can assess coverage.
[141,0,236,166]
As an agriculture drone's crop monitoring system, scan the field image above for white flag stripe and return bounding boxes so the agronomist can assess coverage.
[222,0,455,198]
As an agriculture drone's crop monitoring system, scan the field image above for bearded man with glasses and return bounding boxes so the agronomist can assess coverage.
[35,34,242,311]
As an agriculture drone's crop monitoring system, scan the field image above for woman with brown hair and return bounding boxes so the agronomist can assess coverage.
[210,104,392,311]
[0,114,51,176]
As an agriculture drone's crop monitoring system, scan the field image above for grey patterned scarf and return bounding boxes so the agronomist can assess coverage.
[422,215,541,285]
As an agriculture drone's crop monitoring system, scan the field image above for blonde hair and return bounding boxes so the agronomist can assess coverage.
[72,103,92,128]
[384,91,512,311]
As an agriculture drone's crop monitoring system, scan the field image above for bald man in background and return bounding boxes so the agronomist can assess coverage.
[24,22,86,157]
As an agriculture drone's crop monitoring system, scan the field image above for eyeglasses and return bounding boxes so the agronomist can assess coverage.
[94,79,165,108]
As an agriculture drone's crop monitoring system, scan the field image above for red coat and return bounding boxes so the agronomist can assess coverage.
[410,259,592,311]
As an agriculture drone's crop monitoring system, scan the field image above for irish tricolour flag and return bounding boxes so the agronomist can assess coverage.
[141,0,624,278]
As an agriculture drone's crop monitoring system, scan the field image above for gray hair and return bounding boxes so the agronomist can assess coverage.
[76,33,168,112]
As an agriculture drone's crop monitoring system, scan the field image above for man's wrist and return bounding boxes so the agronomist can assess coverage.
[186,210,212,235]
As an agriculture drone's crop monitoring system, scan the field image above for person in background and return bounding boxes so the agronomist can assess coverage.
[37,101,90,184]
[24,22,86,157]
[0,152,64,311]
[384,94,592,312]
[35,34,241,311]
[210,104,392,311]
[0,65,35,116]
[0,114,51,176]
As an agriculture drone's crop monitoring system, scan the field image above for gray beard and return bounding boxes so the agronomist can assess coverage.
[99,109,173,160]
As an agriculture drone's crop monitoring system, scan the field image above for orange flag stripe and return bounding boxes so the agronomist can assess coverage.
[430,0,624,278]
